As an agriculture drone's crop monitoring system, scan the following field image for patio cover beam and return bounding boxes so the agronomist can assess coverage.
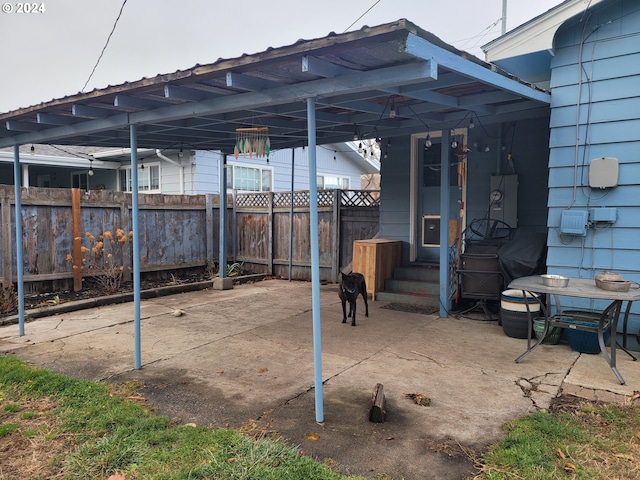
[403,33,551,105]
[164,84,219,102]
[0,61,436,149]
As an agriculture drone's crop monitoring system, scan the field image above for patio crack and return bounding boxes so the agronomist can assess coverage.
[517,364,574,411]
[123,323,289,374]
[251,343,396,424]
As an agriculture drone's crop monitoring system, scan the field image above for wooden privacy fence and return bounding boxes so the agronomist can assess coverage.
[0,186,223,292]
[0,185,379,291]
[233,189,379,282]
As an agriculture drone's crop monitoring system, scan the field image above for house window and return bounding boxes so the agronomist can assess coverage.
[227,164,272,192]
[119,163,160,192]
[37,174,52,188]
[71,172,88,191]
[317,174,349,189]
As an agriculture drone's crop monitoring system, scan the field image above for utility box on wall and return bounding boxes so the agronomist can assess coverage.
[489,175,518,228]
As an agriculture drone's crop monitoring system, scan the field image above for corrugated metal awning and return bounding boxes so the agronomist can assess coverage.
[0,19,549,151]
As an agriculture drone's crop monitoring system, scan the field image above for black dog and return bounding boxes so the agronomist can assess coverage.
[339,272,369,326]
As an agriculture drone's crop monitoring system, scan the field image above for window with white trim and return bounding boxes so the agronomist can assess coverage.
[227,164,272,192]
[119,163,160,192]
[317,174,349,189]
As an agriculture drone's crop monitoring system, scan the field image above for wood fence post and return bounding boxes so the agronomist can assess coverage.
[205,194,214,262]
[1,189,13,288]
[71,188,82,292]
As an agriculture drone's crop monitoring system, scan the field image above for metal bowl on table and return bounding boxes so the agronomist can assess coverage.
[595,272,631,292]
[541,274,569,288]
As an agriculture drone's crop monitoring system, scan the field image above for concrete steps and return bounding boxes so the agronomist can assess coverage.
[375,265,440,309]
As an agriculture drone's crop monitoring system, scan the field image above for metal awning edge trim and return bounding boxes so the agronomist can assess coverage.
[404,33,551,105]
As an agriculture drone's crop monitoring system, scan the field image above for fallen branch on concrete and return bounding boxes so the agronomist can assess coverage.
[411,350,445,368]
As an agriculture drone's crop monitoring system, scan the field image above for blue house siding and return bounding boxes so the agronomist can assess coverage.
[379,135,412,263]
[378,120,549,266]
[191,150,221,194]
[191,146,374,194]
[547,0,640,299]
[465,118,550,234]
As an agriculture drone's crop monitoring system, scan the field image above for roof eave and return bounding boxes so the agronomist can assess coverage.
[0,151,121,168]
[482,0,606,63]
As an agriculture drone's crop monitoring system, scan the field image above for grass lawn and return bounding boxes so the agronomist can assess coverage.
[0,356,365,479]
[2,355,640,479]
[475,396,640,479]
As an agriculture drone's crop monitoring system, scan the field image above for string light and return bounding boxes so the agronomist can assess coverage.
[389,102,397,118]
[451,129,458,149]
[424,134,432,149]
[88,158,94,176]
[30,145,35,154]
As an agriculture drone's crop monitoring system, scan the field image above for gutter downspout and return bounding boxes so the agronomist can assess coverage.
[21,164,29,189]
[156,150,184,194]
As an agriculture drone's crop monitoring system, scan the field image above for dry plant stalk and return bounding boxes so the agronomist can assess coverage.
[0,284,17,314]
[67,229,132,294]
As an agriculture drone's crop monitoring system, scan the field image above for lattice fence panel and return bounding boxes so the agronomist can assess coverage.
[235,193,270,208]
[341,190,380,207]
[237,190,380,209]
[273,192,292,208]
[317,190,335,207]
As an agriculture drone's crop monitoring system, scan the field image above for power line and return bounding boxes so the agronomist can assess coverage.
[452,17,502,51]
[343,0,382,33]
[81,0,129,93]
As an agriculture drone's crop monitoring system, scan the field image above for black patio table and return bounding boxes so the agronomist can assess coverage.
[508,275,640,385]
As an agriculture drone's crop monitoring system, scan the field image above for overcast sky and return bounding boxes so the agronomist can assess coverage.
[0,0,562,113]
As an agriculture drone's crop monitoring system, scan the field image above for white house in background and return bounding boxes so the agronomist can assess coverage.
[0,143,379,194]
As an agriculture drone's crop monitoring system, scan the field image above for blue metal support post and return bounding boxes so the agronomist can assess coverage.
[130,125,142,369]
[219,154,227,278]
[289,147,295,281]
[306,97,324,423]
[13,145,25,336]
[439,129,451,318]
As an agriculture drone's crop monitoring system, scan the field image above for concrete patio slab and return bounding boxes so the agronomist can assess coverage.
[1,278,639,479]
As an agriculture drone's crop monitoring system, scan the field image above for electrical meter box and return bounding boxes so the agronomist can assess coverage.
[489,175,518,228]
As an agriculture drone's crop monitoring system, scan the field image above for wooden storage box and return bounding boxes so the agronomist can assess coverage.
[352,239,402,300]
